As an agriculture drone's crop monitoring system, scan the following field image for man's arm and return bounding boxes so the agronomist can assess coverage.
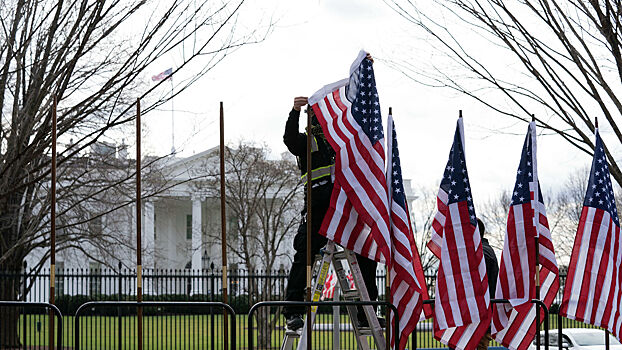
[283,96,308,157]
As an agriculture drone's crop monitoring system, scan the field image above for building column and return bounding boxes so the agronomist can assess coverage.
[144,201,155,266]
[143,201,155,294]
[191,195,203,294]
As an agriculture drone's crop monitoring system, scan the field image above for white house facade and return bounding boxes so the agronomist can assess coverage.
[25,143,418,298]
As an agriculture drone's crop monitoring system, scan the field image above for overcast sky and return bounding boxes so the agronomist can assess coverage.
[143,0,591,204]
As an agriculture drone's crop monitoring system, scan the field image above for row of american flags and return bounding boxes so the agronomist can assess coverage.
[308,50,622,350]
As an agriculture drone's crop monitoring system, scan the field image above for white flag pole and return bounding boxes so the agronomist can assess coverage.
[531,115,542,350]
[385,108,394,350]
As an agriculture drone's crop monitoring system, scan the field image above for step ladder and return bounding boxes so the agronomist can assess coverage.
[281,240,385,350]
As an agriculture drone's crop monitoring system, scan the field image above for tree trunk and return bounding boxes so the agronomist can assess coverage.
[257,307,273,349]
[0,277,22,348]
[256,275,279,349]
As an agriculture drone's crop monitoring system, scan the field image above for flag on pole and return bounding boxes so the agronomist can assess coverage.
[491,122,559,350]
[151,68,172,81]
[560,129,622,339]
[386,114,432,349]
[428,118,490,350]
[309,50,391,264]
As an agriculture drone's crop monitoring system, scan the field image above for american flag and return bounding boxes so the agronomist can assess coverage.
[321,272,355,300]
[428,118,490,350]
[151,68,172,82]
[561,129,622,339]
[386,114,432,350]
[491,122,559,350]
[309,50,391,264]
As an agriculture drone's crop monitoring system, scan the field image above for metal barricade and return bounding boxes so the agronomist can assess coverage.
[247,300,399,350]
[0,301,63,350]
[74,301,236,350]
[414,299,549,350]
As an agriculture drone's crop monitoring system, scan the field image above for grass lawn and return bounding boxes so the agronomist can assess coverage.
[14,313,599,349]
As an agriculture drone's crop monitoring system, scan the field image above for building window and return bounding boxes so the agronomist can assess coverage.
[186,214,192,240]
[55,261,64,296]
[89,216,103,237]
[89,262,102,296]
[227,215,238,233]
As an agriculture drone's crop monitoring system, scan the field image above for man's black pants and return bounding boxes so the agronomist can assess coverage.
[283,210,379,318]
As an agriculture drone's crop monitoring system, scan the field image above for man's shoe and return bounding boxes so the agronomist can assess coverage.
[286,314,304,331]
[357,315,386,328]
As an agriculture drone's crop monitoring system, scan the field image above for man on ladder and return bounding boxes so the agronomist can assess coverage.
[282,95,384,331]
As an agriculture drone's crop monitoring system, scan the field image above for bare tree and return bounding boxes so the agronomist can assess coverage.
[385,0,622,185]
[0,0,271,346]
[474,168,613,266]
[410,184,440,273]
[201,141,301,348]
[478,190,512,252]
[546,168,590,262]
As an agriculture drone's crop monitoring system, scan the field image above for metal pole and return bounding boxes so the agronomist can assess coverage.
[49,95,57,350]
[386,107,392,350]
[136,98,143,350]
[333,282,340,349]
[219,101,229,350]
[532,114,541,350]
[306,105,313,349]
[210,269,215,350]
[558,310,563,350]
[118,261,122,350]
[595,117,607,350]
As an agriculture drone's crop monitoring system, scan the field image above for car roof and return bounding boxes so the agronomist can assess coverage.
[541,328,605,334]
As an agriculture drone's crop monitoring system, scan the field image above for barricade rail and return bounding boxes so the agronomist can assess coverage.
[74,301,236,350]
[0,301,63,349]
[247,300,399,350]
[418,298,549,350]
[4,297,614,350]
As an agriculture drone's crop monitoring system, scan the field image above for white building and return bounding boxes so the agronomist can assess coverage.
[25,143,417,297]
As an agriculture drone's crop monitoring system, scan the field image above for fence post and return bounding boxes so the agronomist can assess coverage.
[333,282,340,349]
[117,261,122,350]
[210,265,215,350]
[22,262,28,347]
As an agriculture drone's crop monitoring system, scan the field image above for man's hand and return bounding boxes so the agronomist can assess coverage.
[366,53,374,63]
[293,96,308,111]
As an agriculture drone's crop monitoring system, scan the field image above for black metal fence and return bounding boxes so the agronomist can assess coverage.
[0,268,599,349]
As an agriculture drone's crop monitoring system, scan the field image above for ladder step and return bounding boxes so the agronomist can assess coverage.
[342,290,360,300]
[333,251,347,260]
[284,329,301,337]
[359,327,373,336]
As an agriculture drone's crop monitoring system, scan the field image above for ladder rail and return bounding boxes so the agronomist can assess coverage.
[343,249,386,348]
